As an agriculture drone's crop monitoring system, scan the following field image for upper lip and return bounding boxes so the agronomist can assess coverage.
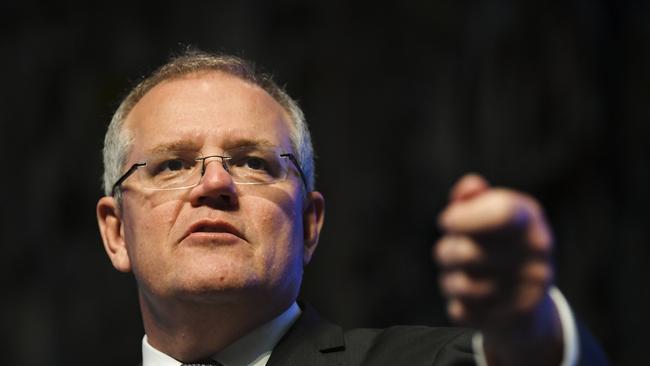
[181,219,245,242]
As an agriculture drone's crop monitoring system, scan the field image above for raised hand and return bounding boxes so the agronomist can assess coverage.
[435,174,562,366]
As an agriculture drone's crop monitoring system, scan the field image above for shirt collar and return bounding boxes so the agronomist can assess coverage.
[142,302,301,366]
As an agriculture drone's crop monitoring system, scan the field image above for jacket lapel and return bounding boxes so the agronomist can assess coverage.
[266,303,347,366]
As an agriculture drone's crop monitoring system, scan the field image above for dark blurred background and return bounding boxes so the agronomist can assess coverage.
[1,1,648,365]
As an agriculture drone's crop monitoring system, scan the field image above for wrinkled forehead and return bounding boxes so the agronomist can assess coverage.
[122,71,294,160]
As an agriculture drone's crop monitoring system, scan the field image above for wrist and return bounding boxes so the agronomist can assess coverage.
[483,291,563,366]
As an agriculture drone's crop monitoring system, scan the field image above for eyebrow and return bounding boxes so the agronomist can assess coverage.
[148,138,279,154]
[149,140,202,154]
[223,138,276,149]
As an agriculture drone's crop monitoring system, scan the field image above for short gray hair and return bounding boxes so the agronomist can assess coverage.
[102,50,316,197]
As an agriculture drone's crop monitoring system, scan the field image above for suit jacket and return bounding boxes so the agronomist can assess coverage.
[266,304,609,366]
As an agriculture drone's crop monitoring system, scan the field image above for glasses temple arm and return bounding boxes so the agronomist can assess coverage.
[281,154,309,191]
[111,162,147,196]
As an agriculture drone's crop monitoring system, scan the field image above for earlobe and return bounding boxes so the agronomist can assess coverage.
[302,191,325,266]
[97,196,132,272]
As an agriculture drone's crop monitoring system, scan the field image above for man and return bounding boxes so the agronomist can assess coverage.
[97,50,606,365]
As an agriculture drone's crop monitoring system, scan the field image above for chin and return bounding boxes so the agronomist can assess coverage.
[169,270,263,303]
[174,271,300,308]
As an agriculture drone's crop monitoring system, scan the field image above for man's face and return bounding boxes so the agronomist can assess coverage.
[100,71,322,309]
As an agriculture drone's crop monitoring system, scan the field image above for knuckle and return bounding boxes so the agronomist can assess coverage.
[433,236,452,262]
[440,271,466,295]
[454,236,484,262]
[436,235,484,267]
[441,271,494,299]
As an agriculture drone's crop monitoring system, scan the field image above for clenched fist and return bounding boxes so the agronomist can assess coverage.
[435,174,563,366]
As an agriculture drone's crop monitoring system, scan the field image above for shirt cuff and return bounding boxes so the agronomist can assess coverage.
[471,286,580,366]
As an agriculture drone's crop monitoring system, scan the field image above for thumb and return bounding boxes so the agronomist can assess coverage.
[449,173,490,203]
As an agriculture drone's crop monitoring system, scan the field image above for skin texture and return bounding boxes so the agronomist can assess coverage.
[436,174,562,366]
[96,71,325,361]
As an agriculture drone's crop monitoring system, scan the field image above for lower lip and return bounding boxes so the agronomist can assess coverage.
[183,231,242,245]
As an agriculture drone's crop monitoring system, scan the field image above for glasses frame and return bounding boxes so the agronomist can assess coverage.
[110,152,308,196]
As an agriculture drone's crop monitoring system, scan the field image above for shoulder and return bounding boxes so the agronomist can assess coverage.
[343,325,474,365]
[268,302,475,366]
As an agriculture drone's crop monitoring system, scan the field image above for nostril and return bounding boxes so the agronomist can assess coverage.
[196,192,236,210]
[220,194,231,205]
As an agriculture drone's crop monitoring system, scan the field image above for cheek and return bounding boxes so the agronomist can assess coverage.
[259,208,295,235]
[244,197,305,269]
[122,198,183,265]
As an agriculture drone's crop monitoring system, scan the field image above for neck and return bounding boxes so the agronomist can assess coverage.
[140,291,293,362]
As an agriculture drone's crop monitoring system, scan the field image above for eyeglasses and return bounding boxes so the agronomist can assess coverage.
[111,145,308,196]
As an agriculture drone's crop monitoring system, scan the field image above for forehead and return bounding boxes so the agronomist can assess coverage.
[123,71,293,157]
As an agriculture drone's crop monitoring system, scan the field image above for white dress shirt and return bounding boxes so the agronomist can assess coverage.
[142,302,301,366]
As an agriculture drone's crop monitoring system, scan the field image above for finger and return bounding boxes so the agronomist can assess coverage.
[439,270,496,299]
[446,296,497,325]
[434,235,485,268]
[447,298,466,322]
[449,173,490,203]
[439,189,533,234]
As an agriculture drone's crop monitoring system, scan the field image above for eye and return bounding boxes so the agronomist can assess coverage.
[236,156,270,171]
[163,159,185,171]
[226,148,283,181]
[153,158,194,175]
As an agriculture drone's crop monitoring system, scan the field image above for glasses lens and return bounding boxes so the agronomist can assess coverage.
[128,146,292,191]
[225,146,288,184]
[141,153,202,190]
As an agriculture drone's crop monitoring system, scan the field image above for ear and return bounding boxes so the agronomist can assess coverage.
[302,191,325,266]
[97,196,132,272]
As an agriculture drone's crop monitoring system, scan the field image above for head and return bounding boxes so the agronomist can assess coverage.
[96,51,325,321]
[103,50,316,200]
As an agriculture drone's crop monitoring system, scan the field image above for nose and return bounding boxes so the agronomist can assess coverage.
[189,157,238,209]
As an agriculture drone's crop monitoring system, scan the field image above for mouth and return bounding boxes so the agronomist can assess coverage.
[181,219,245,244]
